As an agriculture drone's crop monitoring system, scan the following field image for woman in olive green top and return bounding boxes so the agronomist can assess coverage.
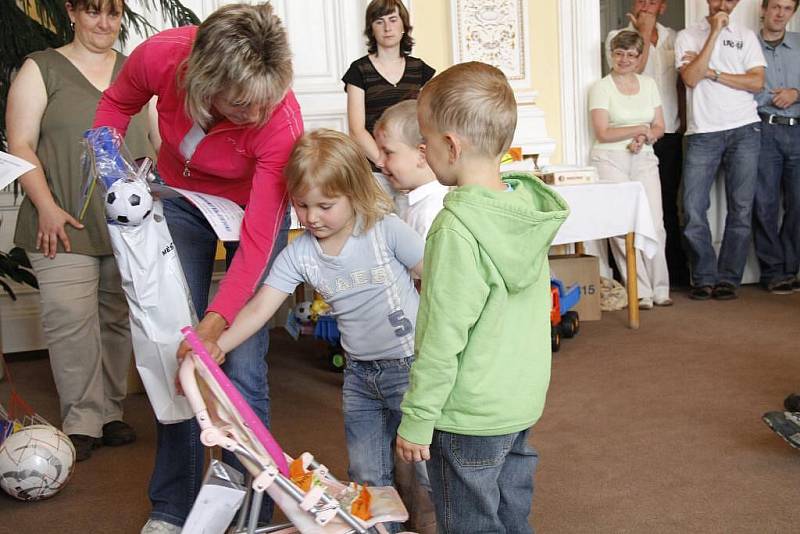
[5,0,154,461]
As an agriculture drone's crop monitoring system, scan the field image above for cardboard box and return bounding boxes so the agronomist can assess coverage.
[548,254,601,321]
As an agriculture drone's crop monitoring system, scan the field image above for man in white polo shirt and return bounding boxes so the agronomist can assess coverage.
[675,0,766,301]
[606,0,688,286]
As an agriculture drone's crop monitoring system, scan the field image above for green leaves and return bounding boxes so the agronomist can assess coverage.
[0,247,38,301]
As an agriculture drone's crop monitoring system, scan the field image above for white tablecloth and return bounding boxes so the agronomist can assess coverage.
[549,181,658,259]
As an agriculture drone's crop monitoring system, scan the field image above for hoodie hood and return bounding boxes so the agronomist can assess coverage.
[443,172,569,292]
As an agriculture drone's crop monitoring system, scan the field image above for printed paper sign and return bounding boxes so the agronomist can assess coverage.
[0,151,36,189]
[150,183,244,241]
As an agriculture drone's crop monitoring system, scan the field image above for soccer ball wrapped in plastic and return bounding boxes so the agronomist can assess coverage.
[105,178,153,226]
[294,301,313,323]
[0,425,76,501]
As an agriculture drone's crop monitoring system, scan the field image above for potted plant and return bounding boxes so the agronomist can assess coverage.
[0,246,37,300]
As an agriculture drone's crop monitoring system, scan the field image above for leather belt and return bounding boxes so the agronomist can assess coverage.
[759,113,800,126]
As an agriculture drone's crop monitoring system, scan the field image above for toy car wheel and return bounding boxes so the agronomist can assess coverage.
[561,316,576,338]
[565,311,580,335]
[329,351,346,372]
[551,328,561,353]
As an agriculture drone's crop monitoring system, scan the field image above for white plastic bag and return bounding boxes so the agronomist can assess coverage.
[108,199,195,423]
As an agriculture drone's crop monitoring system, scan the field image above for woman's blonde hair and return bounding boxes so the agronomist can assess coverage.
[181,3,293,129]
[284,129,393,233]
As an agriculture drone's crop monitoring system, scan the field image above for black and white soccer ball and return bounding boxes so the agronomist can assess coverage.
[0,424,76,501]
[105,179,153,226]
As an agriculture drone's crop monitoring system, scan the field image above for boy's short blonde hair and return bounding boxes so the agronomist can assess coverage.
[284,129,392,232]
[181,3,293,129]
[374,100,423,148]
[419,62,516,158]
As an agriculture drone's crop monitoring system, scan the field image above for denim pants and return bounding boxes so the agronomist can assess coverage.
[654,132,689,286]
[428,428,538,534]
[682,122,761,287]
[148,197,289,526]
[342,356,419,533]
[753,118,800,285]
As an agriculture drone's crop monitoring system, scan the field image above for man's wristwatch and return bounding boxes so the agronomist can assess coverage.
[712,69,721,82]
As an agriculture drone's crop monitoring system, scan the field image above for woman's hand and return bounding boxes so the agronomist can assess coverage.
[643,127,659,145]
[36,203,85,258]
[176,312,228,363]
[627,134,646,154]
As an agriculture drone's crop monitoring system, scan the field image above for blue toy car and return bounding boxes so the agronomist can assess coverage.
[550,278,581,352]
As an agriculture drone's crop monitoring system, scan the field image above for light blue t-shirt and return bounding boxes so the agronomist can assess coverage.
[266,214,424,361]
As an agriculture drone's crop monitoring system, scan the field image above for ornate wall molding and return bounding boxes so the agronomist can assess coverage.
[449,0,531,89]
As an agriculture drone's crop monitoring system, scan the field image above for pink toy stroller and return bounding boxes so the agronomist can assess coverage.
[178,327,409,534]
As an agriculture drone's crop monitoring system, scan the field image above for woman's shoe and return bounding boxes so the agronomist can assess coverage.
[69,434,100,462]
[638,297,653,310]
[102,420,137,446]
[654,297,673,307]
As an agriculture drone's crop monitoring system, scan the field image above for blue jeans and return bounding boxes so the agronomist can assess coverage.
[148,197,289,526]
[429,428,538,534]
[682,123,761,287]
[342,356,416,534]
[753,118,800,285]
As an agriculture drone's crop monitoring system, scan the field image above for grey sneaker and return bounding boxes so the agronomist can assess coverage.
[766,279,794,295]
[762,411,800,449]
[141,519,181,534]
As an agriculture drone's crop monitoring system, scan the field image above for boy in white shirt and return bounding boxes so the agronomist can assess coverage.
[375,100,449,239]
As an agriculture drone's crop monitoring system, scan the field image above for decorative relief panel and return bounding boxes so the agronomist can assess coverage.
[450,0,529,85]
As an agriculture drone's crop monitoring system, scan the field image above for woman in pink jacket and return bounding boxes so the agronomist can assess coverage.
[93,4,303,532]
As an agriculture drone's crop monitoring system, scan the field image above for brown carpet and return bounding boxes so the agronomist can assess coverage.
[1,286,799,533]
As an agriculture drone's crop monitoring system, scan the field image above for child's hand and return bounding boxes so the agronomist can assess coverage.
[206,341,227,365]
[396,436,430,463]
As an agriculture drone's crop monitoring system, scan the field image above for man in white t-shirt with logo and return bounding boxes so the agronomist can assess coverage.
[675,0,766,301]
[606,0,689,285]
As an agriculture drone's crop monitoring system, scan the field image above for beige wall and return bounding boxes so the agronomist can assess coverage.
[413,1,563,163]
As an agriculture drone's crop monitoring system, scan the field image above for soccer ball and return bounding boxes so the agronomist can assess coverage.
[294,301,313,323]
[0,425,76,501]
[105,178,153,226]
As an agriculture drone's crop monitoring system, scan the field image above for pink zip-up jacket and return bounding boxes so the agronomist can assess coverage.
[94,26,303,324]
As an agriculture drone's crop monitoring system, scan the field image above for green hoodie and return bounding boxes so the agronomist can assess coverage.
[398,173,569,445]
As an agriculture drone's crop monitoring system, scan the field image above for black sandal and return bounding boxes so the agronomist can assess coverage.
[712,282,737,300]
[688,285,713,300]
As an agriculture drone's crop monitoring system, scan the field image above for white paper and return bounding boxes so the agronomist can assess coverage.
[0,151,35,189]
[150,183,244,241]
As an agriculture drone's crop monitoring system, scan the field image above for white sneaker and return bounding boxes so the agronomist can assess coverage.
[141,519,181,534]
[638,297,653,310]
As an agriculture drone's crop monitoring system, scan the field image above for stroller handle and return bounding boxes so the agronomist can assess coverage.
[181,326,290,476]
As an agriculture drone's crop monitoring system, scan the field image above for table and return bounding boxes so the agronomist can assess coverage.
[548,181,658,329]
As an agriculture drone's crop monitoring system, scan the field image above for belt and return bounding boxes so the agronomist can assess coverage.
[759,113,800,126]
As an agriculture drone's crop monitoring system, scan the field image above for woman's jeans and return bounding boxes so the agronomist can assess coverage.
[682,123,761,288]
[429,428,538,534]
[148,197,289,526]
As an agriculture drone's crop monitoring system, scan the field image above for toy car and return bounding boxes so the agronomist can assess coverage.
[550,278,581,353]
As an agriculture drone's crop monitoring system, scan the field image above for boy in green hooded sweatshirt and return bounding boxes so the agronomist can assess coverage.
[396,61,569,533]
